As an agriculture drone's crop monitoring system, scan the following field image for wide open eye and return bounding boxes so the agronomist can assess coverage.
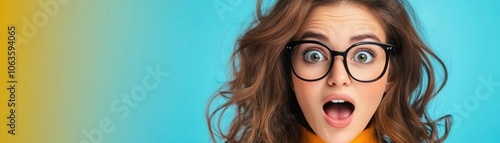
[304,50,326,63]
[353,51,373,64]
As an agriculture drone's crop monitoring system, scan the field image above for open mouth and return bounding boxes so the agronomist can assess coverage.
[323,99,355,128]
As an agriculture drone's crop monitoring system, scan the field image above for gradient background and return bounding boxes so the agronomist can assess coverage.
[0,0,499,142]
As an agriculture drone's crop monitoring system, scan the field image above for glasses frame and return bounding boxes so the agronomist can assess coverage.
[285,40,394,83]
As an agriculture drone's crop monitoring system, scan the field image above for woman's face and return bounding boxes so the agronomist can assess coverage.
[292,3,389,143]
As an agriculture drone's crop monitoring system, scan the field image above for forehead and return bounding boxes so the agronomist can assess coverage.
[297,3,386,44]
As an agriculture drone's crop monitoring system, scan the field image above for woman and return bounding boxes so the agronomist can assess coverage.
[206,0,452,142]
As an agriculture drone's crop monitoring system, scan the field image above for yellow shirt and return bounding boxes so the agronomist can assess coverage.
[301,125,378,143]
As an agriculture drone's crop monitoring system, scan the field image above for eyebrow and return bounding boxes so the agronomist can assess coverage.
[349,34,381,43]
[299,31,328,42]
[299,31,381,43]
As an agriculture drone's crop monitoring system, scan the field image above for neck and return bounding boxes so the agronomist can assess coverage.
[300,125,378,143]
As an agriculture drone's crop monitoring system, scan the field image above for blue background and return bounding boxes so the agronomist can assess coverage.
[165,0,500,142]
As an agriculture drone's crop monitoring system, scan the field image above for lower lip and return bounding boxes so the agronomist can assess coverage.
[323,111,353,128]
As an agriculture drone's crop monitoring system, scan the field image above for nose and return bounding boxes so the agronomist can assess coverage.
[326,56,351,86]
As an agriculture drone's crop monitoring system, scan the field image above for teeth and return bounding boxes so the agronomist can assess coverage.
[330,100,345,103]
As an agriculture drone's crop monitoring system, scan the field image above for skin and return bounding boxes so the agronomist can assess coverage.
[292,3,390,143]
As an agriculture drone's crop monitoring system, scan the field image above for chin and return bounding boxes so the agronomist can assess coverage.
[316,123,362,143]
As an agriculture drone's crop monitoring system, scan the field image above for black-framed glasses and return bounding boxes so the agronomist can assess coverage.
[285,40,393,82]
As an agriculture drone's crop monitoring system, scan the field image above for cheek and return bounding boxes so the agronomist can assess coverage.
[292,75,322,115]
[354,77,387,119]
[357,81,386,102]
[292,76,316,102]
[356,65,391,110]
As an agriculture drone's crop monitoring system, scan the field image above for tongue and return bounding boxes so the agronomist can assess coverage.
[325,104,352,120]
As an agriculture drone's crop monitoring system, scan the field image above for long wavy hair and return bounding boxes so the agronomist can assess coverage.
[206,0,452,142]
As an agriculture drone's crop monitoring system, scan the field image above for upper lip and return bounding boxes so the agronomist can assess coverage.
[322,94,356,106]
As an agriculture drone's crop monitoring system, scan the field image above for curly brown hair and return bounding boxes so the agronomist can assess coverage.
[206,0,452,142]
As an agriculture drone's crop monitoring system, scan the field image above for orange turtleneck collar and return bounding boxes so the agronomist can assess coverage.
[300,125,378,143]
